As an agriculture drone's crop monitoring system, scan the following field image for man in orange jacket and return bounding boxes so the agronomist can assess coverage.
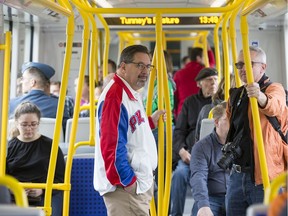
[224,46,288,216]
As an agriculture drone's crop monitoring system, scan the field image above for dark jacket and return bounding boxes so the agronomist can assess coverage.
[172,90,212,169]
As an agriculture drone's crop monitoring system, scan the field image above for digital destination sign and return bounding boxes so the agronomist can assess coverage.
[104,16,219,26]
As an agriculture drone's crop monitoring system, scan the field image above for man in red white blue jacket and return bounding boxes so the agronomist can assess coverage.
[94,45,165,216]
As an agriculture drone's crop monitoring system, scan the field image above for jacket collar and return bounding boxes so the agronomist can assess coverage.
[113,74,137,101]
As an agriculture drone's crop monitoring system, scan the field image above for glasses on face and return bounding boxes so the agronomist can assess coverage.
[18,121,39,130]
[126,62,155,72]
[234,61,263,70]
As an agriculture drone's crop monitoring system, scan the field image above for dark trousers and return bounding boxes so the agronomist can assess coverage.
[226,172,264,216]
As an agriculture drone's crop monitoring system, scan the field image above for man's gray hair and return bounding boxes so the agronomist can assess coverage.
[240,46,266,63]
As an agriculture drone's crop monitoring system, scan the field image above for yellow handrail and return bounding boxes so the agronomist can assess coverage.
[68,1,245,14]
[0,31,11,176]
[0,175,28,207]
[146,49,157,116]
[155,13,164,216]
[213,16,222,75]
[96,13,110,80]
[85,0,97,147]
[240,3,270,190]
[42,0,75,214]
[264,172,287,204]
[241,0,270,16]
[36,0,72,17]
[229,1,243,88]
[221,11,232,101]
[62,1,90,215]
[57,0,76,215]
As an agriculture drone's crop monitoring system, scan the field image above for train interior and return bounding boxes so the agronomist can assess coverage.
[0,0,287,215]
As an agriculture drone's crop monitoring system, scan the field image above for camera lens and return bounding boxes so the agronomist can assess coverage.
[217,154,234,170]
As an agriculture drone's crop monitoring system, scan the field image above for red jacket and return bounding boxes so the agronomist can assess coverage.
[173,50,215,118]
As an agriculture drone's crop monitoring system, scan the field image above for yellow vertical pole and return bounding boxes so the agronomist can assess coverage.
[214,16,223,76]
[96,12,110,79]
[51,0,74,215]
[146,49,157,116]
[155,12,164,216]
[230,1,243,87]
[0,31,11,176]
[86,1,97,146]
[162,52,173,216]
[222,12,231,101]
[62,1,90,215]
[240,9,270,190]
[201,32,209,67]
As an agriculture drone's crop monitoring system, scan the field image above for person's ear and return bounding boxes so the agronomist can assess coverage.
[196,55,202,63]
[118,62,126,74]
[197,81,201,88]
[214,118,219,128]
[261,63,267,71]
[30,79,36,87]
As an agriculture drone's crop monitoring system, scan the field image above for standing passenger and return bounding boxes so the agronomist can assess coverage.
[6,102,65,216]
[225,46,287,216]
[190,102,229,216]
[93,45,166,216]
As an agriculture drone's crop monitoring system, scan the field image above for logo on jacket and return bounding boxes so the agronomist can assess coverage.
[129,110,145,133]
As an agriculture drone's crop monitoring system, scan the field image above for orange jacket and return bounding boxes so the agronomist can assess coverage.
[228,82,288,185]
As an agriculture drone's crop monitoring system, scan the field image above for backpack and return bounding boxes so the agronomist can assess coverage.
[262,81,288,144]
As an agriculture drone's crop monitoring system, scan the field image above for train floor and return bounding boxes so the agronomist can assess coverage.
[183,196,194,216]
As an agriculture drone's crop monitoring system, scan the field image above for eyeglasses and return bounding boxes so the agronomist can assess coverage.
[126,62,155,72]
[234,61,264,70]
[18,122,39,129]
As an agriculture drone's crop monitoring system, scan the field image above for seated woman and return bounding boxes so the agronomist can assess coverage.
[6,102,65,216]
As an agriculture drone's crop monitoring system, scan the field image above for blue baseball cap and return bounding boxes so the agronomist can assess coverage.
[21,62,55,80]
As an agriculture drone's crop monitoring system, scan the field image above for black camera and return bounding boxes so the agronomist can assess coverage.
[217,142,242,170]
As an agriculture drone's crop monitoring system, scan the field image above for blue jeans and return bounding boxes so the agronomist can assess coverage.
[34,191,63,216]
[192,195,226,216]
[226,171,264,216]
[170,160,190,216]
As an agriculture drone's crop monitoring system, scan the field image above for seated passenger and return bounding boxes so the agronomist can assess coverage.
[9,62,70,131]
[195,74,236,143]
[190,102,230,216]
[74,75,96,117]
[50,81,74,118]
[6,102,65,216]
[171,68,218,216]
[0,186,11,204]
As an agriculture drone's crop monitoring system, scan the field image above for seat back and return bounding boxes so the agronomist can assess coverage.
[0,205,45,216]
[8,118,64,142]
[69,155,107,216]
[199,118,214,140]
[246,203,268,216]
[65,118,90,143]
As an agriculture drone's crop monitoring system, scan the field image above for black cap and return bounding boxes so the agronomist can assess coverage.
[195,67,218,81]
[21,62,55,80]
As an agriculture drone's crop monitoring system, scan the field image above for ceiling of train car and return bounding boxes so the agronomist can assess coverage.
[102,0,215,8]
[1,0,287,30]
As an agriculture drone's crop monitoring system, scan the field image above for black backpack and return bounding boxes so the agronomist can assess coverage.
[262,81,288,144]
